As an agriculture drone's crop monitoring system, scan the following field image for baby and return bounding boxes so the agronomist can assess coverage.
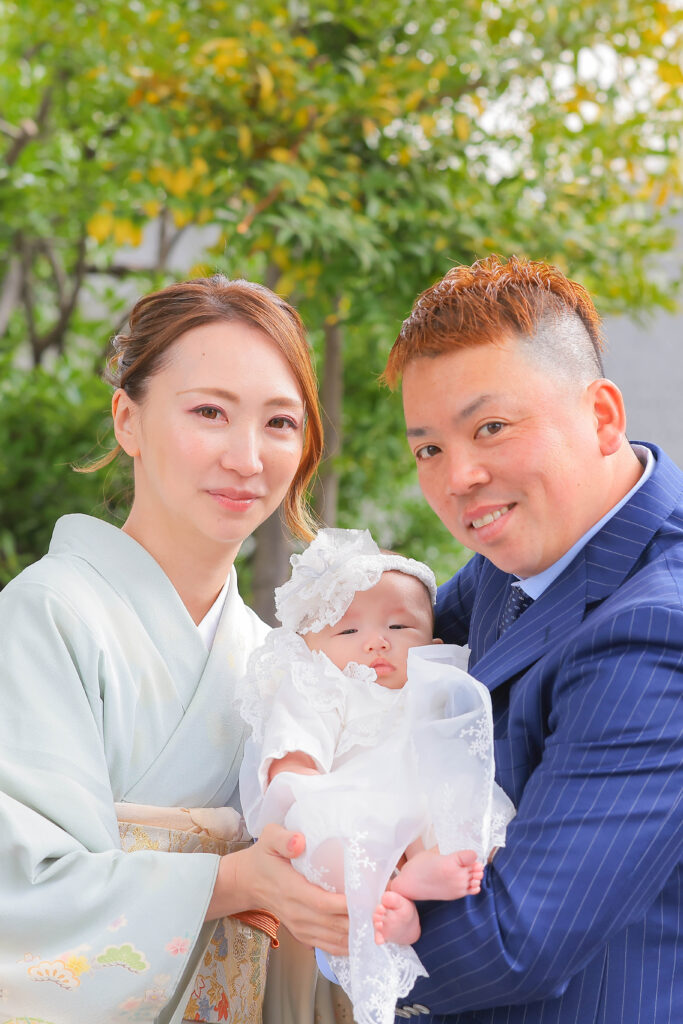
[237,529,513,1024]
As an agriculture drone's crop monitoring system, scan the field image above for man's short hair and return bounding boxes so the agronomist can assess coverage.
[383,254,605,388]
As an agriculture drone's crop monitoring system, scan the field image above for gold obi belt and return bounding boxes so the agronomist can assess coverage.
[116,803,279,1024]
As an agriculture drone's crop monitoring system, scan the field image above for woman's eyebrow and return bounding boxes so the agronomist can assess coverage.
[177,387,303,408]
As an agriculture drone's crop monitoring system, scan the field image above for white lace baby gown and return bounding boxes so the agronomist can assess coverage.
[237,631,515,1024]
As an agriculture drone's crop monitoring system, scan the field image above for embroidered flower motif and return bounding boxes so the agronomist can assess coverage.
[62,954,91,977]
[119,997,143,1011]
[95,944,150,973]
[165,937,191,956]
[107,914,128,931]
[28,959,81,990]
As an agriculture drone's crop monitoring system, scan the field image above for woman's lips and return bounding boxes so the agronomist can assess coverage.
[208,489,263,509]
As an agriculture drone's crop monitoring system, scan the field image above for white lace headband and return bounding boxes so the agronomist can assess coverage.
[274,528,437,634]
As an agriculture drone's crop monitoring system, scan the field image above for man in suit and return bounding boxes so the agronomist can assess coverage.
[383,255,682,1023]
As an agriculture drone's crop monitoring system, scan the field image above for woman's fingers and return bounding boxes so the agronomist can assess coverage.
[231,824,349,953]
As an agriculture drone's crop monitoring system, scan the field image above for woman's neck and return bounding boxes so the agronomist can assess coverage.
[122,509,238,624]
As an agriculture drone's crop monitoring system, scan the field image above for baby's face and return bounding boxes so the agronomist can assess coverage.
[303,570,438,689]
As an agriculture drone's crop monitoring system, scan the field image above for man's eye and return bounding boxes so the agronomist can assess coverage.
[477,421,504,437]
[415,444,441,461]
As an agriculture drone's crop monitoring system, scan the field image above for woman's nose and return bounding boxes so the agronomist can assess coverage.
[220,428,263,476]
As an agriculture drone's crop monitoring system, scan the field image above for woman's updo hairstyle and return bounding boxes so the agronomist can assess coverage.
[94,275,323,541]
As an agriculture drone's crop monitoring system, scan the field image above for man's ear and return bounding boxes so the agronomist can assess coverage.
[431,637,444,645]
[112,388,141,457]
[587,378,627,456]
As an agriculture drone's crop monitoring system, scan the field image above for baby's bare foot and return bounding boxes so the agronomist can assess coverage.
[390,849,484,901]
[373,890,421,946]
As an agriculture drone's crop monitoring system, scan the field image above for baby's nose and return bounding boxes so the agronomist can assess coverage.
[365,632,389,651]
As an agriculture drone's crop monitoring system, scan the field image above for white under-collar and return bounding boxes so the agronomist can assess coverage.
[197,575,231,649]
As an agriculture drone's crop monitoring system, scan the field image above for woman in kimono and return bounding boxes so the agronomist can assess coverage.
[0,275,347,1024]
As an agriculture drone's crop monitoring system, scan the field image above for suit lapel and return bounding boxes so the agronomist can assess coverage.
[468,444,683,693]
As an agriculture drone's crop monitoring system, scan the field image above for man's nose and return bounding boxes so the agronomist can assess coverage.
[446,447,490,494]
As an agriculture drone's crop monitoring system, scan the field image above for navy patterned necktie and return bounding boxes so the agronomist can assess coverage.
[499,584,534,636]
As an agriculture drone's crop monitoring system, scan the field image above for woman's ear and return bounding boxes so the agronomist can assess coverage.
[112,388,141,457]
[587,378,627,456]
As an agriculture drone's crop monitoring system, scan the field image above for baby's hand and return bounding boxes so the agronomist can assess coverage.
[267,750,320,785]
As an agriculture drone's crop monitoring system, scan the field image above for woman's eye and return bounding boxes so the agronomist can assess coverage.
[477,421,505,438]
[415,444,441,461]
[269,416,298,430]
[195,406,222,420]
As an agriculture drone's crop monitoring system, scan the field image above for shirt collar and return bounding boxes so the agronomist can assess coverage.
[515,444,654,600]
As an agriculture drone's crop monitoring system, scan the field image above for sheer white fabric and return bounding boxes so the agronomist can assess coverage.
[237,634,515,1024]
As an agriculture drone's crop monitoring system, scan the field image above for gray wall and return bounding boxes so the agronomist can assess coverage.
[603,306,682,469]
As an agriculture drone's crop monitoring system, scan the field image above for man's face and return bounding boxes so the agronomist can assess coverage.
[402,337,608,579]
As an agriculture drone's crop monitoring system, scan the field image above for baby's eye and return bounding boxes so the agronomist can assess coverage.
[389,623,408,630]
[337,628,358,636]
[414,444,441,461]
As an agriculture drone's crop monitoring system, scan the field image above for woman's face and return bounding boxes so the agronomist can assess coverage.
[113,321,305,560]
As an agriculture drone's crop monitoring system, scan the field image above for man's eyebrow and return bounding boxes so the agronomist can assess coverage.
[406,394,495,437]
[177,387,303,408]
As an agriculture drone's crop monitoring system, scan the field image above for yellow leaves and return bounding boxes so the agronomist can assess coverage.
[293,35,318,59]
[404,89,424,111]
[172,208,193,228]
[270,147,293,163]
[166,166,194,197]
[398,146,412,166]
[148,157,210,199]
[434,236,449,253]
[256,64,276,111]
[87,212,115,243]
[146,9,163,24]
[307,177,328,199]
[87,213,142,247]
[419,114,436,138]
[129,169,144,183]
[113,219,143,247]
[362,118,380,147]
[143,200,161,218]
[238,125,253,156]
[454,114,470,142]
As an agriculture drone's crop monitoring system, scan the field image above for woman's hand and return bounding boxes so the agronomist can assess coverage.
[205,823,348,955]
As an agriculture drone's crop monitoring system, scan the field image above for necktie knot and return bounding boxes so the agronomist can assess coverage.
[499,584,534,636]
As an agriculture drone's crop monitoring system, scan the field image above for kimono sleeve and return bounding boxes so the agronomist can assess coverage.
[0,580,220,1021]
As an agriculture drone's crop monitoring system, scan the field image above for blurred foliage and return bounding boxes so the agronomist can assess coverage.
[1,0,682,586]
[0,356,130,584]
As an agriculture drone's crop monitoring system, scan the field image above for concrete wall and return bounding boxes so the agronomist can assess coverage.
[603,306,682,470]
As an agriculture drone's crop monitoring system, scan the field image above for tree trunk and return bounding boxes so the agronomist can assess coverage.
[315,299,343,527]
[250,514,293,625]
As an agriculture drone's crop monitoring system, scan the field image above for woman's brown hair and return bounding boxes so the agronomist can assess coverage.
[85,275,323,540]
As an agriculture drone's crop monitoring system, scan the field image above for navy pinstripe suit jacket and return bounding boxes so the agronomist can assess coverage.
[399,443,683,1024]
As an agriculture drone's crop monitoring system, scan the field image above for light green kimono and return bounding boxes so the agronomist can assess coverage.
[0,515,269,1023]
